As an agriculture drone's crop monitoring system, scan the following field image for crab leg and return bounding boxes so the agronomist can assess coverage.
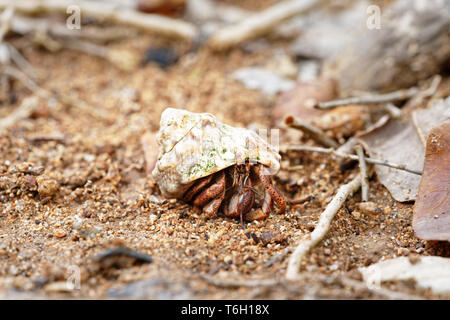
[203,190,225,218]
[253,164,286,213]
[224,181,255,218]
[192,171,226,208]
[182,174,213,202]
[244,189,273,221]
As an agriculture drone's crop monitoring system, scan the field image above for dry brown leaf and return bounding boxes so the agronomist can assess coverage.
[359,256,450,294]
[413,120,450,241]
[271,77,338,124]
[358,98,449,202]
[357,118,423,202]
[312,105,369,140]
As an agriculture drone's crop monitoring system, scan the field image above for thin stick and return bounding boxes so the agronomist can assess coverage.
[0,0,197,40]
[3,65,110,120]
[317,87,419,109]
[382,103,402,119]
[8,15,134,42]
[355,145,369,202]
[289,195,314,206]
[198,273,279,288]
[411,111,427,147]
[2,65,49,98]
[285,115,338,148]
[317,75,441,110]
[0,6,13,42]
[281,145,422,175]
[338,277,422,300]
[264,247,292,268]
[421,75,441,97]
[336,137,358,155]
[0,95,38,131]
[208,0,319,50]
[286,175,361,280]
[6,43,37,78]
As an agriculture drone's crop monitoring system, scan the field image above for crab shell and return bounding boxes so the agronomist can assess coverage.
[152,108,281,198]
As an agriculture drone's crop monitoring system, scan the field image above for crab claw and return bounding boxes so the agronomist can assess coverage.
[192,171,225,208]
[224,187,255,218]
[244,189,273,221]
[253,165,286,213]
[203,190,225,218]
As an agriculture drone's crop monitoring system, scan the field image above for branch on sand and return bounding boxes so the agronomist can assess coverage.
[281,145,422,175]
[0,0,197,40]
[316,75,441,109]
[355,145,369,202]
[208,0,319,50]
[285,115,338,148]
[286,174,361,280]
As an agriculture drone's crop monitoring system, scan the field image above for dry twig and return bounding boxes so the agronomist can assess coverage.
[198,273,279,288]
[2,65,48,97]
[317,87,419,109]
[285,115,338,148]
[289,195,314,206]
[0,0,197,40]
[3,65,110,120]
[60,38,140,71]
[0,5,13,42]
[199,268,421,299]
[8,15,134,42]
[281,145,422,175]
[0,95,38,131]
[382,103,402,119]
[317,75,442,109]
[338,277,422,300]
[264,247,292,268]
[208,0,318,50]
[286,174,361,280]
[355,145,369,202]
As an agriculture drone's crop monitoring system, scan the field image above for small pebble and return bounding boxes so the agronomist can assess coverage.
[44,281,72,293]
[37,177,59,197]
[143,48,178,68]
[397,248,409,256]
[54,229,67,238]
[352,211,361,220]
[358,202,382,215]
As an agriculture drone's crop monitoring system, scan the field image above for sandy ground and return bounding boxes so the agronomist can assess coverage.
[0,4,449,299]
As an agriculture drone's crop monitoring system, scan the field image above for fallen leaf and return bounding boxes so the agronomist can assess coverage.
[413,119,450,241]
[357,97,450,202]
[412,97,450,146]
[272,77,338,124]
[359,256,450,294]
[312,105,369,140]
[357,117,423,202]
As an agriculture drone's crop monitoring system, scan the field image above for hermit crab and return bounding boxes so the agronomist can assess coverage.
[152,108,286,224]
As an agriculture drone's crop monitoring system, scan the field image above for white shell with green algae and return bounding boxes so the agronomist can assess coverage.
[152,108,281,198]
